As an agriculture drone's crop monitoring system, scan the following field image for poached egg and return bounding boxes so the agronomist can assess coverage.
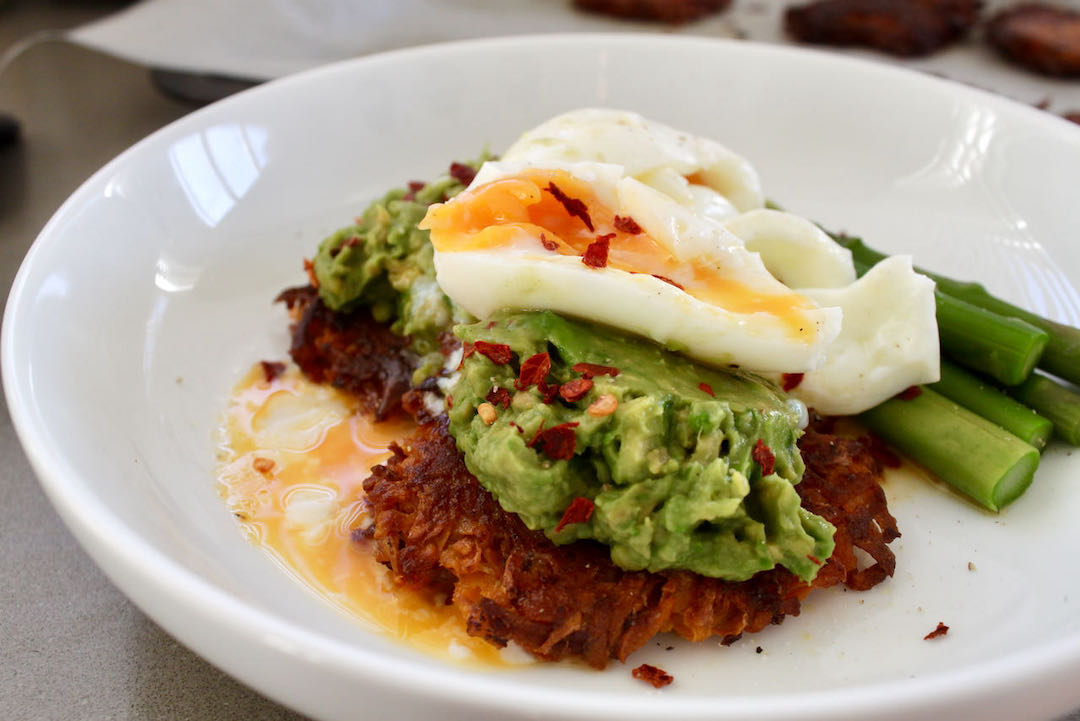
[420,109,939,415]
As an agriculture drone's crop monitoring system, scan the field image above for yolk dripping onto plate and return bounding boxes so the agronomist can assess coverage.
[216,364,529,668]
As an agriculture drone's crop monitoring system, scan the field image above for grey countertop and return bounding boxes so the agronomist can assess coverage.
[1,3,1078,721]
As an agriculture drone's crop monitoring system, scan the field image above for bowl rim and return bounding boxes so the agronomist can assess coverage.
[5,31,1080,721]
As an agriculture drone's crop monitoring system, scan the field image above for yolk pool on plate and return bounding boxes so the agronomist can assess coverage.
[216,364,528,668]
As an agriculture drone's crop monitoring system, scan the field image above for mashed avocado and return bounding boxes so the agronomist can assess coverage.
[308,160,833,582]
[449,311,835,582]
[312,163,482,381]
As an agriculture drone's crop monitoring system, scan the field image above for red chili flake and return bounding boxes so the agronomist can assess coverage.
[698,382,715,397]
[924,622,949,640]
[303,258,318,288]
[782,373,804,391]
[651,274,685,290]
[896,385,923,400]
[260,360,286,383]
[449,162,476,186]
[473,340,513,365]
[402,180,426,201]
[446,394,453,409]
[515,352,552,390]
[539,232,558,252]
[582,235,611,269]
[807,554,823,566]
[528,421,579,461]
[328,236,361,260]
[632,664,674,689]
[485,386,512,409]
[509,421,525,434]
[538,381,562,404]
[544,182,594,231]
[752,439,775,477]
[555,496,595,532]
[613,214,643,234]
[864,434,902,469]
[572,362,619,379]
[252,457,275,475]
[559,378,594,402]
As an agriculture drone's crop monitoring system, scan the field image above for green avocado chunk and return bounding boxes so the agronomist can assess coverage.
[311,163,482,381]
[449,311,835,582]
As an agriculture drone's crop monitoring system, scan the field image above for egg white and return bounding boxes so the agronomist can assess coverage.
[434,159,844,373]
[786,256,941,416]
[429,109,940,412]
[437,248,840,372]
[724,209,856,290]
[503,108,764,214]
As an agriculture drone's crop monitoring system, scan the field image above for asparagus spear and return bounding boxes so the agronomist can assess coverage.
[839,235,1080,386]
[939,280,1080,386]
[930,360,1054,450]
[859,388,1040,512]
[1008,372,1080,446]
[938,291,1047,385]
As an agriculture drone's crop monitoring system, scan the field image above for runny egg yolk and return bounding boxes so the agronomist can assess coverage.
[217,364,526,668]
[420,168,814,328]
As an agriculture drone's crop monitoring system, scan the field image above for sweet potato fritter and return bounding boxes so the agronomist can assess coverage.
[784,0,982,56]
[986,3,1080,77]
[572,0,731,24]
[360,417,898,668]
[276,285,416,420]
[798,427,899,590]
[281,286,900,666]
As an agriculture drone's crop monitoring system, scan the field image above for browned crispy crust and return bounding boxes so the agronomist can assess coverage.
[360,418,898,668]
[986,3,1080,77]
[572,0,731,24]
[784,0,982,56]
[798,427,899,591]
[275,285,416,421]
[280,284,900,666]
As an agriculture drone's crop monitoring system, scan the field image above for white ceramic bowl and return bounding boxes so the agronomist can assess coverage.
[5,35,1080,721]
